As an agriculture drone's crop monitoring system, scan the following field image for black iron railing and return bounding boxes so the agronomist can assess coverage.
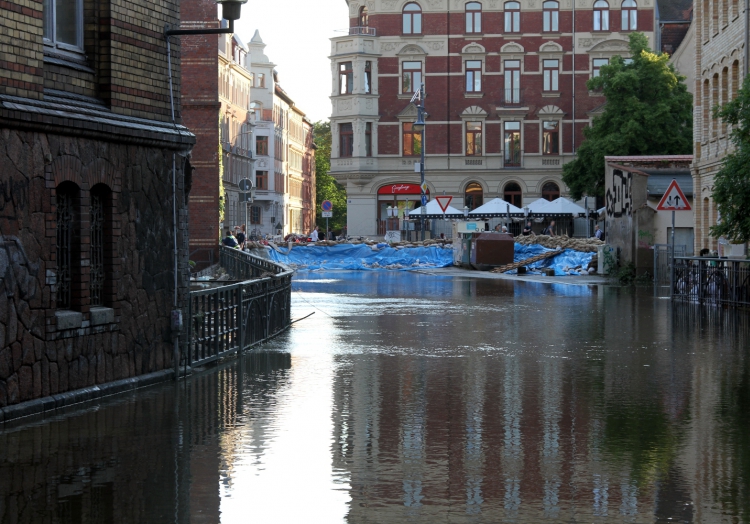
[186,247,293,367]
[672,257,750,308]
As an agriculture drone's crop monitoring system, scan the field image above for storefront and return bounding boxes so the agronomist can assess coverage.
[376,183,429,234]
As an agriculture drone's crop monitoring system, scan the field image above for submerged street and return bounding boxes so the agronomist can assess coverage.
[1,272,749,523]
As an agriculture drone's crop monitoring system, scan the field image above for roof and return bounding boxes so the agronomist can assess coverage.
[657,0,693,21]
[407,199,463,217]
[605,155,693,162]
[661,22,691,54]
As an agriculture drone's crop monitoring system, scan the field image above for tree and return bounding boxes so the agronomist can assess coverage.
[313,121,347,232]
[562,32,693,199]
[709,76,750,243]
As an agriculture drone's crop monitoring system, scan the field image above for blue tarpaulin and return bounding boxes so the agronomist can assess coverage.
[266,243,454,271]
[265,242,594,274]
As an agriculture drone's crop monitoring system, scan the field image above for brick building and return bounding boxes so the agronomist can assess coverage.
[329,0,656,237]
[692,0,747,252]
[0,0,194,406]
[248,32,316,237]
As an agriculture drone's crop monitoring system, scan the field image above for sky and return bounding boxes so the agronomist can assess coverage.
[235,0,350,122]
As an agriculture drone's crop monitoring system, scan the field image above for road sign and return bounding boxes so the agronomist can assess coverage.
[420,182,428,194]
[435,195,453,212]
[657,179,692,211]
[239,178,252,192]
[321,200,333,212]
[322,211,332,218]
[421,194,428,206]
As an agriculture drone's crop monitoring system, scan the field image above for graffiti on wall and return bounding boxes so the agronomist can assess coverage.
[638,229,655,249]
[605,169,632,218]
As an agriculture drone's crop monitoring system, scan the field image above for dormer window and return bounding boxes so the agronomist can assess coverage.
[403,3,423,34]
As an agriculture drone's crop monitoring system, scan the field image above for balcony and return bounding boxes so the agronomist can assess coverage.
[348,26,377,36]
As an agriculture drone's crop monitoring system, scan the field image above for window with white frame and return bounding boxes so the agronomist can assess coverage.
[365,61,372,94]
[543,1,559,32]
[542,121,559,154]
[592,58,609,77]
[402,61,423,94]
[44,0,83,53]
[466,2,482,33]
[465,60,482,92]
[504,60,521,103]
[466,122,483,156]
[339,62,354,94]
[504,122,521,166]
[593,0,609,31]
[621,0,637,30]
[504,1,521,32]
[543,59,559,91]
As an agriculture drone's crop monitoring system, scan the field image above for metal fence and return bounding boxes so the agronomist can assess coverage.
[186,247,293,367]
[672,256,750,308]
[653,244,687,293]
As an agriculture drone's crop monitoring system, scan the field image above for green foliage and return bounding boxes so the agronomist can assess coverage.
[562,32,693,199]
[615,262,636,285]
[709,76,750,243]
[313,121,347,232]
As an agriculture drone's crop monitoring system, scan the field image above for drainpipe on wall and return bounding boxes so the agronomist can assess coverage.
[571,0,576,157]
[746,0,749,76]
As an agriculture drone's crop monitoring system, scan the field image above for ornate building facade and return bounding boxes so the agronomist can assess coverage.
[330,0,656,237]
[692,0,746,252]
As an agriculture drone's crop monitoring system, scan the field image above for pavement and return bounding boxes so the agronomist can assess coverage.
[416,266,611,286]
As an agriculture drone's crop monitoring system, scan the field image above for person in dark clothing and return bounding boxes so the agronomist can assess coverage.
[222,229,238,248]
[522,221,533,236]
[235,226,246,249]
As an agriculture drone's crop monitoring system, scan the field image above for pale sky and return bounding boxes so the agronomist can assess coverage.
[235,0,350,123]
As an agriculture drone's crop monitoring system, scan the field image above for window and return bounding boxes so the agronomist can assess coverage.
[621,0,637,30]
[89,184,111,307]
[593,0,609,31]
[365,123,373,157]
[542,121,559,154]
[256,136,269,156]
[402,122,422,156]
[339,62,354,94]
[256,171,268,190]
[340,123,354,157]
[543,1,559,31]
[257,73,265,88]
[466,2,482,33]
[592,58,609,77]
[402,61,423,94]
[250,206,262,225]
[465,60,482,92]
[365,61,372,94]
[465,183,484,210]
[542,181,560,201]
[504,60,521,103]
[43,0,83,52]
[403,3,423,34]
[504,1,520,32]
[359,6,369,26]
[56,182,79,310]
[543,59,559,91]
[466,122,483,155]
[504,122,521,166]
[504,182,522,208]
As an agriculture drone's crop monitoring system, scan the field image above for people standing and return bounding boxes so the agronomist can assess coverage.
[310,226,319,242]
[594,224,604,240]
[236,225,246,249]
[522,221,533,236]
[222,228,238,248]
[541,220,556,236]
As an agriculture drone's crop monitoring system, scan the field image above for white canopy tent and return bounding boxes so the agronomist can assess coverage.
[469,198,525,217]
[533,197,587,216]
[527,198,552,212]
[407,199,464,218]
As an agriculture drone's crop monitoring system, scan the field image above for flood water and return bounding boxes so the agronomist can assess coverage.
[2,271,750,523]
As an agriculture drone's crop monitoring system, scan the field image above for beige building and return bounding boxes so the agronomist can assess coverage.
[692,0,747,252]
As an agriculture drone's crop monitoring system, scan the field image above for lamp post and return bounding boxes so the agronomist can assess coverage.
[463,205,469,219]
[165,0,248,35]
[411,83,426,241]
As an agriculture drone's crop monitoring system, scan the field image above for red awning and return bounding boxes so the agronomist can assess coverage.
[377,183,429,195]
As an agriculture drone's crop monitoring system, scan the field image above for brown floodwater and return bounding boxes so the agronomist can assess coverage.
[1,271,749,523]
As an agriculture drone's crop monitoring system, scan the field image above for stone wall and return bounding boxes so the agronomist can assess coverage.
[0,128,191,408]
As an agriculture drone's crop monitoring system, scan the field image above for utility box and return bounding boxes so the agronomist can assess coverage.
[470,233,514,271]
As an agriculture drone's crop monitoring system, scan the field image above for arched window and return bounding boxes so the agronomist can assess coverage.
[542,182,560,201]
[543,1,559,32]
[403,3,422,34]
[593,0,609,31]
[504,1,520,32]
[504,182,522,208]
[465,182,484,210]
[621,0,637,30]
[56,182,80,310]
[712,73,719,138]
[466,2,482,33]
[721,67,728,135]
[359,6,369,26]
[702,79,710,140]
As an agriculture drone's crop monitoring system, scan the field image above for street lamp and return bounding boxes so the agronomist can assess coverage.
[165,0,248,35]
[412,83,427,240]
[463,205,469,219]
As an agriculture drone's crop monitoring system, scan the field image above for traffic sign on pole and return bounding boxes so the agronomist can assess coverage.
[321,200,333,212]
[656,179,691,211]
[435,195,453,212]
[239,178,252,192]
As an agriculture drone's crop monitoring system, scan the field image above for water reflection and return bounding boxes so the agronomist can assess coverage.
[0,272,749,523]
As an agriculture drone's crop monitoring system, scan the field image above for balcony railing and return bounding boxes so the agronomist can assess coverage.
[499,89,525,106]
[349,26,377,36]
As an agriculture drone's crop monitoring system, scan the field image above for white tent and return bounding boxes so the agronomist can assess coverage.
[533,197,587,216]
[469,198,524,216]
[407,199,463,217]
[527,198,552,212]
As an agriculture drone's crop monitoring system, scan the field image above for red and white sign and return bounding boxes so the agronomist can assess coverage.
[435,195,453,212]
[656,179,691,211]
[377,184,430,195]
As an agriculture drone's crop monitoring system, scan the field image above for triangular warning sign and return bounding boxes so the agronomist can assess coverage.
[435,195,453,212]
[656,179,691,211]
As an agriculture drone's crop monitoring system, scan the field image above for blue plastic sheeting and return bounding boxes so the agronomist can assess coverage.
[512,244,595,276]
[265,243,454,271]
